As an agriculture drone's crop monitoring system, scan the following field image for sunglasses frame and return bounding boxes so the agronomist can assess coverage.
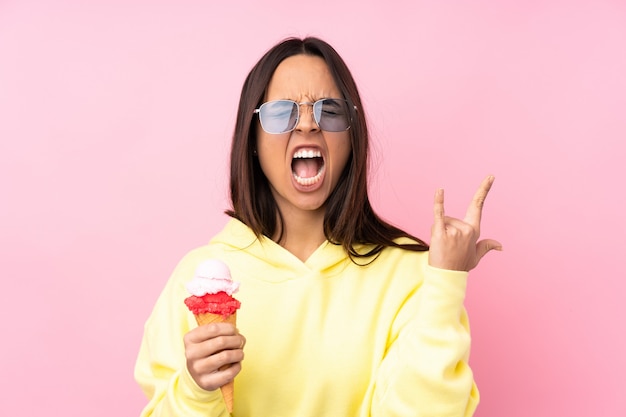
[253,99,357,134]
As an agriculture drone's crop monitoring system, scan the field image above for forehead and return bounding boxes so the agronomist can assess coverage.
[265,54,340,101]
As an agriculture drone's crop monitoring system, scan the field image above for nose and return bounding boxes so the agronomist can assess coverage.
[295,102,320,133]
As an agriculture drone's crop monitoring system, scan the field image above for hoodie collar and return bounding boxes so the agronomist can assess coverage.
[210,219,351,279]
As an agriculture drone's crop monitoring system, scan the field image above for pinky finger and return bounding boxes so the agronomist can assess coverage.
[433,188,445,231]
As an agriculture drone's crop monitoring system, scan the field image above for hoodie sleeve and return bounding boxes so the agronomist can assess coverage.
[134,253,232,417]
[371,264,479,417]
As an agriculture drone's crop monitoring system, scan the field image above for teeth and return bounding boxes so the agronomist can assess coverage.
[293,149,322,159]
[292,149,324,186]
[294,166,325,186]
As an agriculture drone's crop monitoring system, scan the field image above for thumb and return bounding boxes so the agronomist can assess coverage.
[475,239,503,262]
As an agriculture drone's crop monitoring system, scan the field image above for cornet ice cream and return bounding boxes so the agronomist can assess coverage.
[184,259,241,412]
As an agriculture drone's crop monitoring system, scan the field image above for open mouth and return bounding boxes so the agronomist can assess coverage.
[291,149,325,186]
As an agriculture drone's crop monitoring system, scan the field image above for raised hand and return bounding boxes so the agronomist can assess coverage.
[184,323,246,391]
[428,175,502,271]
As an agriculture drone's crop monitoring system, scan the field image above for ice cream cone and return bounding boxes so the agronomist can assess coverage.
[185,259,241,414]
[194,312,237,413]
[194,311,236,327]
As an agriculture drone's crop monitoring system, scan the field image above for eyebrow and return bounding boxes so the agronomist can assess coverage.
[280,97,341,103]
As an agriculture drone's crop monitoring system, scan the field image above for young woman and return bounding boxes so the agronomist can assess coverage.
[135,37,501,417]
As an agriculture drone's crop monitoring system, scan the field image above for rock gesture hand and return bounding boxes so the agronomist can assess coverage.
[428,175,502,272]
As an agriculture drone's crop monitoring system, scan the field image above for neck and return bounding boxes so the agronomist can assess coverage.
[274,208,326,262]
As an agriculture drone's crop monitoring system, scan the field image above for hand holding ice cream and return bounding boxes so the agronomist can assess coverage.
[183,259,243,413]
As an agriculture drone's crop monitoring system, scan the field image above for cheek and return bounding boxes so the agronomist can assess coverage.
[330,136,352,176]
[256,134,287,177]
[257,147,275,176]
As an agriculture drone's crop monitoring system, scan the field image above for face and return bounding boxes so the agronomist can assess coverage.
[256,54,352,217]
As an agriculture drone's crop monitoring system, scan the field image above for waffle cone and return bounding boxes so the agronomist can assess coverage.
[193,312,237,413]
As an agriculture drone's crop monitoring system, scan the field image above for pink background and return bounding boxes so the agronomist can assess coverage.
[1,0,624,416]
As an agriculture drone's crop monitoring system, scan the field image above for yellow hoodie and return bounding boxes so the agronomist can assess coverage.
[135,219,479,416]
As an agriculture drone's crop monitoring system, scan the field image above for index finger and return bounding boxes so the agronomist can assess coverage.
[464,175,495,228]
[186,322,238,343]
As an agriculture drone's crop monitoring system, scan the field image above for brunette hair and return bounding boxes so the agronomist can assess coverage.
[226,37,428,260]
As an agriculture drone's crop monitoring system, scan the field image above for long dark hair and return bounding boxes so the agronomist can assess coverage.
[226,37,428,261]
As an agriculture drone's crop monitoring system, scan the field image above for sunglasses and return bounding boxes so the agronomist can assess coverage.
[253,99,355,134]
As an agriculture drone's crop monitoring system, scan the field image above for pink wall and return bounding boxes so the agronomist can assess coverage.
[1,1,624,416]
